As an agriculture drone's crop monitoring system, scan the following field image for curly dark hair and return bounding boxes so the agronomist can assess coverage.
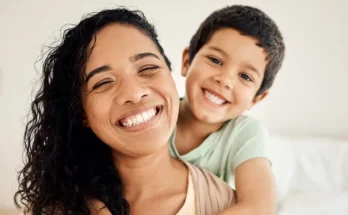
[189,5,285,96]
[14,8,171,215]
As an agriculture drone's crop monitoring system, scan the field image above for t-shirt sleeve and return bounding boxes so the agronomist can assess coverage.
[230,117,272,171]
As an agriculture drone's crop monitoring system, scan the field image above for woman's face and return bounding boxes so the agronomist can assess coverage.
[82,24,179,157]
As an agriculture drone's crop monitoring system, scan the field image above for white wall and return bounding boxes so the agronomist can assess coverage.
[0,0,347,208]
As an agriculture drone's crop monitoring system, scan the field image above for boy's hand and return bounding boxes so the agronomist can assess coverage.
[218,158,276,215]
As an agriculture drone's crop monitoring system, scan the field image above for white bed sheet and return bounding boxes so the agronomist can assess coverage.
[270,136,348,214]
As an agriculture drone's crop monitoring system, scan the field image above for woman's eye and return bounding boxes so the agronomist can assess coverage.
[240,74,252,82]
[208,56,222,65]
[139,66,160,74]
[93,80,113,90]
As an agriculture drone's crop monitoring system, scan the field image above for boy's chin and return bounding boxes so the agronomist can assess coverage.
[194,111,225,124]
[193,107,241,124]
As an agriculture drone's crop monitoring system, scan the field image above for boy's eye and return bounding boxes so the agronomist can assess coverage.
[208,56,222,65]
[93,80,113,90]
[240,74,252,82]
[139,66,160,74]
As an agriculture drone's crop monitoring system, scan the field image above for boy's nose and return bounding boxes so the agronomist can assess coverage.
[213,74,234,90]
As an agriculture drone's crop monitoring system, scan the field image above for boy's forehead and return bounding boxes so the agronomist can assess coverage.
[207,28,261,50]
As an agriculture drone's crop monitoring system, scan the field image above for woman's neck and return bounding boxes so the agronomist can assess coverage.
[113,145,187,200]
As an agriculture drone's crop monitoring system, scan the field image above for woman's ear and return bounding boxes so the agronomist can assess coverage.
[181,47,190,77]
[82,112,90,127]
[82,119,90,127]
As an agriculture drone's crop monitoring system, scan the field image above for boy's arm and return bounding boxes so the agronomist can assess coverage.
[218,158,276,215]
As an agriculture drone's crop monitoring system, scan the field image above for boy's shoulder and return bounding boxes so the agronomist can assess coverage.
[222,115,272,174]
[217,115,270,150]
[223,114,267,135]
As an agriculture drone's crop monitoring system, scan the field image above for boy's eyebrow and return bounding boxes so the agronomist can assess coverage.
[244,63,261,77]
[207,46,228,56]
[85,65,112,83]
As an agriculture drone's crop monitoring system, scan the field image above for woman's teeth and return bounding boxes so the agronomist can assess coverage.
[204,90,226,105]
[120,108,157,127]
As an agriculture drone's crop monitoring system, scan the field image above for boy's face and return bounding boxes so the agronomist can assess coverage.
[181,28,268,124]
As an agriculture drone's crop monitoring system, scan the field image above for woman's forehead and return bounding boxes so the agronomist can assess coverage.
[92,24,158,53]
[86,24,161,66]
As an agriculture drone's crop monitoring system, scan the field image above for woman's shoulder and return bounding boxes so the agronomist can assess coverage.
[184,161,236,213]
[88,200,112,215]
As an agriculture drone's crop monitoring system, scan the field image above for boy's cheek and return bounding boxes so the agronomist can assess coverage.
[185,73,200,89]
[186,68,208,86]
[234,88,255,106]
[188,58,208,76]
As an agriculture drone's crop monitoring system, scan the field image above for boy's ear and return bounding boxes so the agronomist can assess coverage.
[181,47,190,77]
[248,90,269,110]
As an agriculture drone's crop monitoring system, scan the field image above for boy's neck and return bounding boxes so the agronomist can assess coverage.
[175,100,224,155]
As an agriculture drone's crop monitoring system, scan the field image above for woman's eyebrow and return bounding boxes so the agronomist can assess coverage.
[130,52,160,62]
[85,52,159,83]
[85,65,112,83]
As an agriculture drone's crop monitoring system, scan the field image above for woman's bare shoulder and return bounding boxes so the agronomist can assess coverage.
[88,200,112,215]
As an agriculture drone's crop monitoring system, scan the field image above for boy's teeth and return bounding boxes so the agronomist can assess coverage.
[204,90,226,105]
[120,108,157,127]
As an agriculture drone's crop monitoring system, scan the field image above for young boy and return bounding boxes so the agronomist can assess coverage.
[169,5,285,215]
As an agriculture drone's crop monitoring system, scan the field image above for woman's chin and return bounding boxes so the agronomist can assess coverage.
[111,141,169,158]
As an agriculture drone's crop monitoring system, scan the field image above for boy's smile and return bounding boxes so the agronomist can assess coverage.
[181,28,269,124]
[203,88,229,105]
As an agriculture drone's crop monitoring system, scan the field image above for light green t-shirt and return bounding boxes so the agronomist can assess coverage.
[169,115,271,189]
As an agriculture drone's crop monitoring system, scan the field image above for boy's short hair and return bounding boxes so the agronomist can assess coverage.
[189,5,285,96]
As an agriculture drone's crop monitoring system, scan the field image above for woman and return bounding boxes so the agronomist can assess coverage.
[15,8,235,215]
